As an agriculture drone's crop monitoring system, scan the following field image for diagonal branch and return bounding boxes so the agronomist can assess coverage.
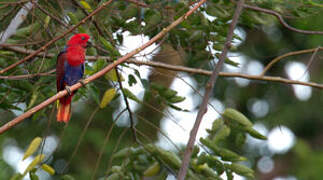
[177,0,245,179]
[0,0,209,135]
[0,0,114,74]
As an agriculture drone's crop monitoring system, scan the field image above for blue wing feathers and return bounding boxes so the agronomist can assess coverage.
[64,61,84,86]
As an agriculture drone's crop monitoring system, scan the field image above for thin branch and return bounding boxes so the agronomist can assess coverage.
[0,0,114,74]
[243,3,323,35]
[0,0,208,134]
[2,59,323,89]
[178,0,245,179]
[125,0,149,8]
[0,69,55,80]
[260,47,323,76]
[33,2,69,28]
[115,67,137,141]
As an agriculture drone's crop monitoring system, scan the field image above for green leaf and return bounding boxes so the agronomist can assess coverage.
[61,175,75,180]
[80,1,93,12]
[128,74,137,86]
[122,88,141,103]
[29,171,39,180]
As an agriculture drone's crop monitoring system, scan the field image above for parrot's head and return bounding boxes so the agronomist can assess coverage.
[68,33,90,48]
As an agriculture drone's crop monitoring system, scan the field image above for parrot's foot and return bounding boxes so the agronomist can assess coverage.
[65,86,72,95]
[78,79,86,87]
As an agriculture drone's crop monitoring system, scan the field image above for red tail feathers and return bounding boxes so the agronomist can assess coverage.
[56,95,72,123]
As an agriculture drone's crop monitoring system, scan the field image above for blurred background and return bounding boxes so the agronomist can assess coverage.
[0,0,323,179]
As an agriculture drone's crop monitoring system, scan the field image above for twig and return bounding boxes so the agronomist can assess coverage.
[115,67,137,141]
[33,2,69,28]
[177,0,245,179]
[300,46,320,79]
[243,3,323,35]
[0,69,55,80]
[0,0,114,74]
[260,47,323,76]
[125,0,149,8]
[0,0,208,134]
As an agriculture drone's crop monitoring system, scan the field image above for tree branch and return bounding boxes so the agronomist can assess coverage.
[0,0,114,74]
[0,0,209,135]
[243,3,323,35]
[178,0,245,179]
[261,47,323,76]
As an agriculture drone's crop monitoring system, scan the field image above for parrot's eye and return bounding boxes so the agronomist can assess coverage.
[81,36,85,40]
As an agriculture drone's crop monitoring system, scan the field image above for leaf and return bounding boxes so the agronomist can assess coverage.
[122,88,141,103]
[80,1,93,12]
[61,175,75,180]
[99,88,116,108]
[29,171,39,180]
[143,162,160,177]
[99,36,120,56]
[88,85,100,105]
[128,74,137,86]
[23,137,42,160]
[41,164,55,175]
[23,154,45,176]
[222,108,253,127]
[10,173,23,180]
[105,68,124,81]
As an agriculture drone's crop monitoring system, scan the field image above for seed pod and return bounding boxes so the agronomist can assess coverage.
[223,108,253,127]
[244,126,267,140]
[212,125,231,143]
[41,164,55,175]
[23,154,45,176]
[23,137,42,160]
[225,163,254,177]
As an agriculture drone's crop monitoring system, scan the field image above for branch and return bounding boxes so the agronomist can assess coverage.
[0,0,114,74]
[260,47,323,76]
[243,3,323,35]
[0,0,209,134]
[178,0,245,179]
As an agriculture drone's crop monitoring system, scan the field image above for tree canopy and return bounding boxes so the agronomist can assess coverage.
[0,0,323,179]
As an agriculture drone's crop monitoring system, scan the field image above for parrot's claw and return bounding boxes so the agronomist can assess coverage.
[65,86,72,95]
[78,79,86,87]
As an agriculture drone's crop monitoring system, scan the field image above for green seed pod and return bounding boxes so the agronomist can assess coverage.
[168,96,185,103]
[61,175,75,180]
[226,163,254,177]
[212,125,231,143]
[244,126,267,140]
[155,147,181,169]
[29,171,39,180]
[223,108,253,127]
[41,164,55,175]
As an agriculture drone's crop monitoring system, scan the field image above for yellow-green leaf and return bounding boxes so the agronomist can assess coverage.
[23,154,45,176]
[41,164,55,175]
[99,88,116,108]
[44,16,51,29]
[80,1,93,12]
[144,162,160,177]
[105,68,124,82]
[23,137,42,160]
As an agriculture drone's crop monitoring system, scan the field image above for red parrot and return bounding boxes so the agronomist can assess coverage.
[56,33,90,123]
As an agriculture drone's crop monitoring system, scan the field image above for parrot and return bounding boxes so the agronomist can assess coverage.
[56,33,90,123]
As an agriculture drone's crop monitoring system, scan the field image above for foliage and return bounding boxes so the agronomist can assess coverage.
[0,0,323,179]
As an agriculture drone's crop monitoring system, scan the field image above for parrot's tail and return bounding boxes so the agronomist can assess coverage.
[56,95,72,123]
